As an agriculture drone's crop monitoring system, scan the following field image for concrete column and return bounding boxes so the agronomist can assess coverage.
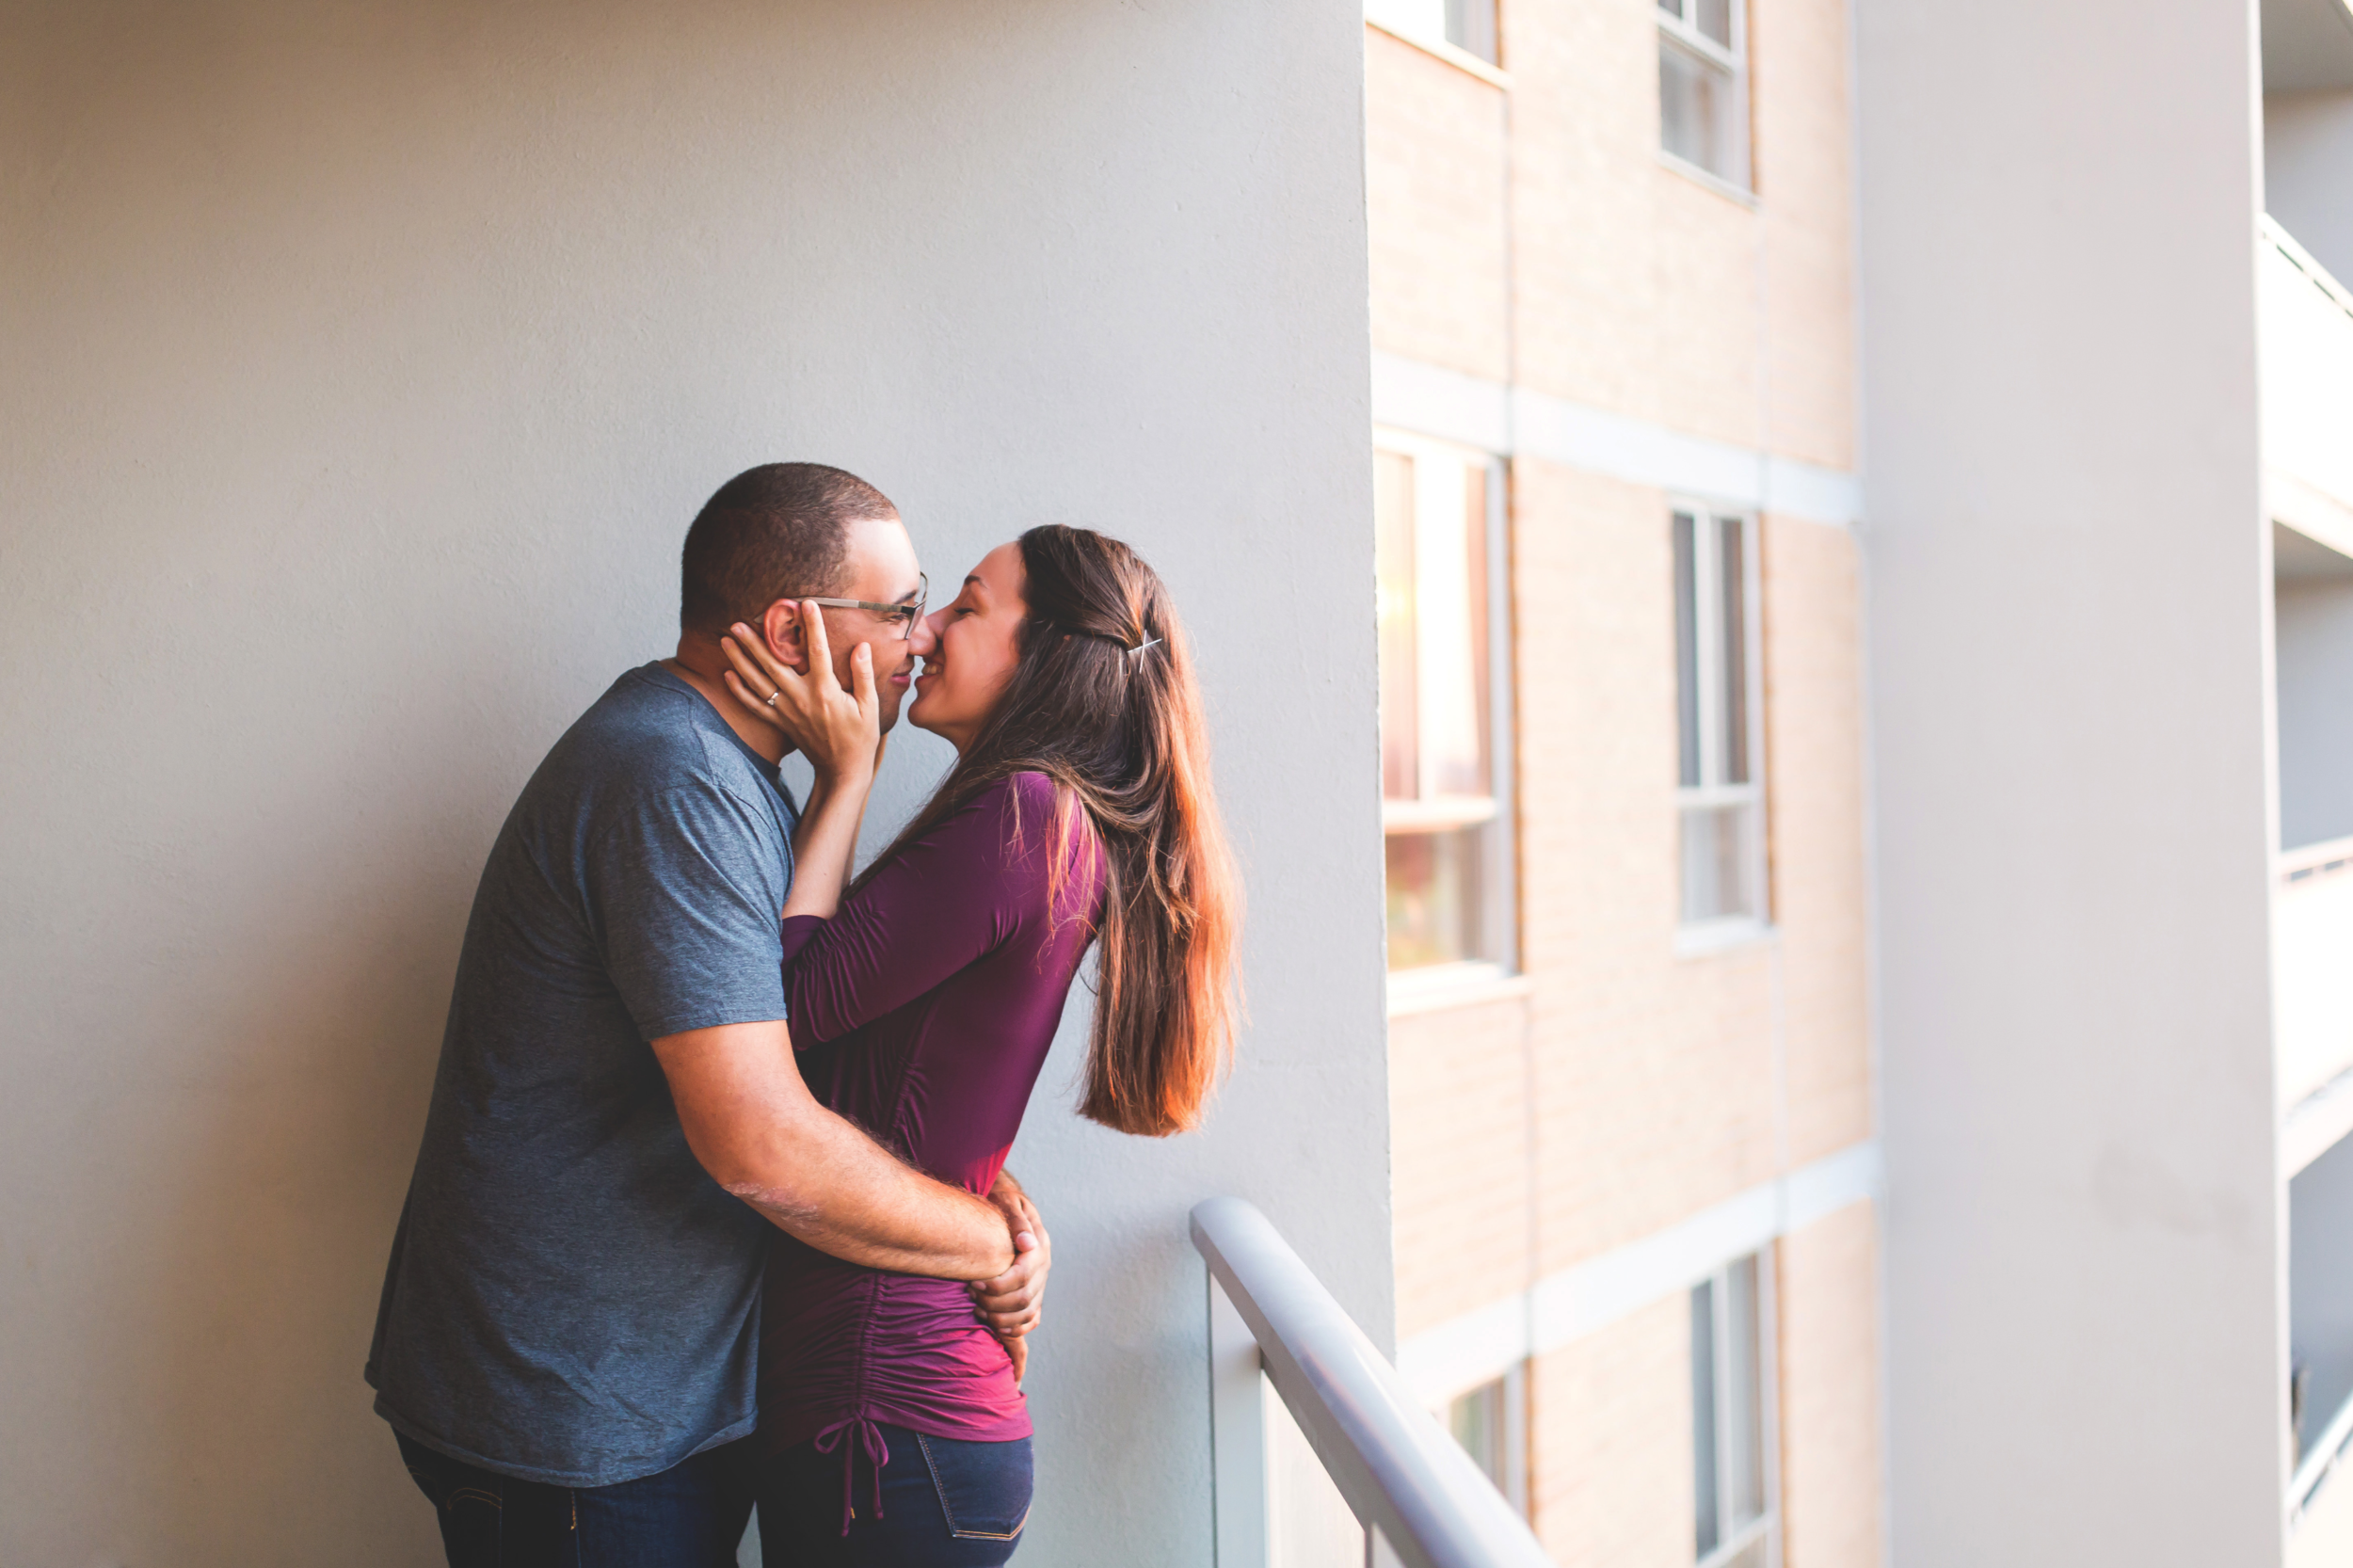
[1855,0,2283,1561]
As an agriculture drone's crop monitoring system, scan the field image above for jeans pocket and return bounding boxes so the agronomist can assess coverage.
[914,1432,1033,1541]
[441,1482,505,1560]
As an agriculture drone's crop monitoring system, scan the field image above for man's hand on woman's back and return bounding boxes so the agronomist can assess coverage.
[974,1172,1050,1386]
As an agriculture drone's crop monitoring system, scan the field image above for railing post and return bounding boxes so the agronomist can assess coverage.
[1209,1270,1271,1568]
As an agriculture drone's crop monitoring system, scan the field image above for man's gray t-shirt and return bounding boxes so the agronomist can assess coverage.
[367,664,797,1485]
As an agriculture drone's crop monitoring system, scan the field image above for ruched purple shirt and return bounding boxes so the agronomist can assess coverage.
[757,772,1103,1480]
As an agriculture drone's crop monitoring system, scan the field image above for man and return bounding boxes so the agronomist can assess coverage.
[368,463,1050,1564]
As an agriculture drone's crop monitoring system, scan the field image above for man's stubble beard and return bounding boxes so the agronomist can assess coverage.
[872,646,912,735]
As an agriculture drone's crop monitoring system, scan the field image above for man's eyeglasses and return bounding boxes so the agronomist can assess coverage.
[791,573,928,640]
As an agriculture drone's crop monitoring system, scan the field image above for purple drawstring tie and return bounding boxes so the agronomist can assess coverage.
[812,1415,890,1536]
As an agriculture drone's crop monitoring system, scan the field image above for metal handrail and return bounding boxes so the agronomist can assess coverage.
[2265,214,2353,327]
[2280,831,2353,887]
[1191,1196,1555,1568]
[2293,1382,2353,1523]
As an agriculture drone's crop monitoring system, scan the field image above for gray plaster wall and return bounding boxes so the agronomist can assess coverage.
[2292,1130,2353,1465]
[2267,89,2353,283]
[2277,575,2353,848]
[1856,0,2285,1560]
[0,5,1388,1564]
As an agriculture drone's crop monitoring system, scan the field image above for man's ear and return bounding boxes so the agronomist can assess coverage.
[760,600,809,673]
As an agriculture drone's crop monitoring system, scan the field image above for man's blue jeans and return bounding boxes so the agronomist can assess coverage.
[395,1431,754,1567]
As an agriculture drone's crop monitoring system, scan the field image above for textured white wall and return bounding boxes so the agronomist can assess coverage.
[1856,0,2284,1562]
[2260,220,2353,528]
[0,5,1385,1564]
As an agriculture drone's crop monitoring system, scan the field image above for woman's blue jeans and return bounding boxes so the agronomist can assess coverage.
[756,1421,1033,1565]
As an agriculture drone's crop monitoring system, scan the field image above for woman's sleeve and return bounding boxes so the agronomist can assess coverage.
[779,776,1059,1048]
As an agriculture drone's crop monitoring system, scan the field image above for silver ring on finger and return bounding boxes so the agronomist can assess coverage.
[765,690,781,708]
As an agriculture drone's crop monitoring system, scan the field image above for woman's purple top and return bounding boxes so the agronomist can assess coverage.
[756,772,1103,1479]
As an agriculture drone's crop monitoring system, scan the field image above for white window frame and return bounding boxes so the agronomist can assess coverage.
[1436,1362,1530,1517]
[1376,427,1519,994]
[1673,503,1769,948]
[1655,0,1752,195]
[1692,1251,1782,1568]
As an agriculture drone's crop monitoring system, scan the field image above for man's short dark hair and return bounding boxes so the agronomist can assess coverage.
[679,463,899,635]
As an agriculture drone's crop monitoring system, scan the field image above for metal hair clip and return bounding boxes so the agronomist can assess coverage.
[1129,636,1163,660]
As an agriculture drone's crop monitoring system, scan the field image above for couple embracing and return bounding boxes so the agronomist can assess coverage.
[366,463,1239,1565]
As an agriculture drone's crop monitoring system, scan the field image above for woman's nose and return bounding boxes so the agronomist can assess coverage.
[909,610,943,655]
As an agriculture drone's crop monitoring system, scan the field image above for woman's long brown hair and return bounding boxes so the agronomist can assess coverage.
[855,524,1241,1136]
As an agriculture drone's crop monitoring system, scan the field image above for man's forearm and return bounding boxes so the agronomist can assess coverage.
[721,1100,1013,1278]
[656,1019,1015,1279]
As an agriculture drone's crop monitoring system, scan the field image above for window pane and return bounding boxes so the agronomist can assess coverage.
[1446,0,1499,63]
[1386,828,1483,969]
[1673,512,1701,788]
[1416,453,1487,798]
[1695,0,1733,46]
[1659,40,1737,182]
[1680,803,1755,922]
[1657,0,1686,16]
[1718,516,1749,786]
[1691,1278,1721,1557]
[1447,1379,1507,1493]
[1376,451,1418,802]
[1724,1256,1767,1528]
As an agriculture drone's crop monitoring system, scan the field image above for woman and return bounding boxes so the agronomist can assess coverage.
[714,524,1241,1565]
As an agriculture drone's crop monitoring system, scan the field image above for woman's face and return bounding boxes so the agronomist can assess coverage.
[908,541,1029,752]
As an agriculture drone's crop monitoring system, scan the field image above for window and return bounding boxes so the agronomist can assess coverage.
[1657,0,1748,188]
[1673,507,1766,930]
[1443,1368,1529,1512]
[1366,0,1500,64]
[1444,0,1499,63]
[1449,1379,1505,1489]
[1691,1254,1776,1568]
[1376,431,1514,976]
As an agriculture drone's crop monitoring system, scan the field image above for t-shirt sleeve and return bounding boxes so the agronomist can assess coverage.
[784,775,1077,1048]
[587,777,790,1042]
